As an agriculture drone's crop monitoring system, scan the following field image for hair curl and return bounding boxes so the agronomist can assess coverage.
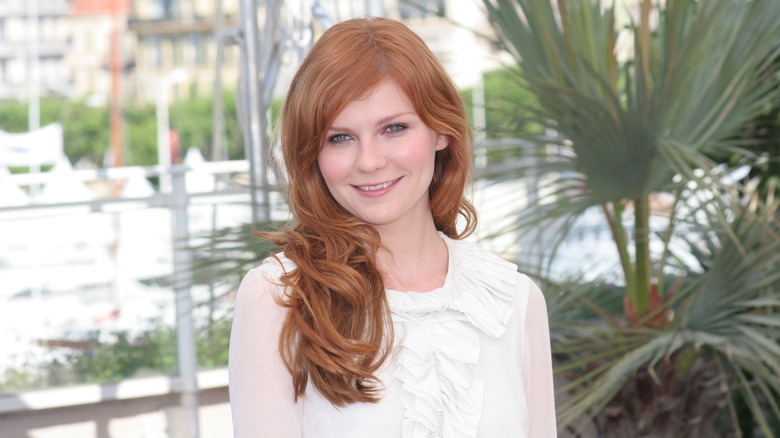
[260,17,477,406]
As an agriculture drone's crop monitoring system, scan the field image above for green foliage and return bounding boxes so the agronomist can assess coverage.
[0,99,88,170]
[66,325,179,384]
[543,196,780,436]
[732,96,780,202]
[63,104,111,166]
[462,67,541,139]
[122,90,247,166]
[0,100,28,129]
[0,91,246,169]
[196,316,233,368]
[482,0,780,435]
[169,92,246,162]
[122,104,158,166]
[0,99,111,167]
[188,221,283,288]
[0,316,231,395]
[0,365,48,394]
[459,68,544,167]
[0,98,64,131]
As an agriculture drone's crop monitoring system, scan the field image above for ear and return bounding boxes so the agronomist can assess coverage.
[435,134,449,151]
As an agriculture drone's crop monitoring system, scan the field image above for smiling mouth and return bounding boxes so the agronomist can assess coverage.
[356,177,401,191]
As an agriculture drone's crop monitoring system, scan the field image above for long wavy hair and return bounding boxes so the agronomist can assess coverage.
[263,17,477,406]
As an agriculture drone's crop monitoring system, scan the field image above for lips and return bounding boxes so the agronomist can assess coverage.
[355,177,401,192]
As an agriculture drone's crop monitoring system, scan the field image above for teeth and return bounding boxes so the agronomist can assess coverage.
[358,178,399,191]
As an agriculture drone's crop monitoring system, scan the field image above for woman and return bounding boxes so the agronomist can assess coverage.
[229,17,556,437]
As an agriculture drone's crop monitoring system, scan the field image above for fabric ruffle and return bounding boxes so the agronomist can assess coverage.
[386,237,518,438]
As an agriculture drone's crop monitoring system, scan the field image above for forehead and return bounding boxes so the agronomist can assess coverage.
[331,79,415,124]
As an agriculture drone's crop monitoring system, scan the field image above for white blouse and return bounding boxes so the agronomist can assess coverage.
[229,235,557,437]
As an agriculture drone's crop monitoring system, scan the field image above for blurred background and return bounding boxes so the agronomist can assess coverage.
[1,0,779,437]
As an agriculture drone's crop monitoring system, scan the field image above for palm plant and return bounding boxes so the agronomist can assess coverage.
[481,0,780,435]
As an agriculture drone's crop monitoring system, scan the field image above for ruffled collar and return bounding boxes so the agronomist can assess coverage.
[386,234,518,438]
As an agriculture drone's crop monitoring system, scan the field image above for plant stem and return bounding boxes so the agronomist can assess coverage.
[634,196,651,315]
[638,0,652,93]
[604,202,636,305]
[655,190,682,296]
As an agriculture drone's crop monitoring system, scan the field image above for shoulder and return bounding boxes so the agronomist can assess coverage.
[524,276,546,310]
[512,272,546,324]
[234,253,297,310]
[448,236,525,292]
[448,236,544,314]
[448,237,519,275]
[440,236,528,337]
[244,252,297,284]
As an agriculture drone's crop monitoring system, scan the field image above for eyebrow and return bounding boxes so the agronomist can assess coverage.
[327,111,417,132]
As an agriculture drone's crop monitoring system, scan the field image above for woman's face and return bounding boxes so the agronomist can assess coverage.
[317,78,448,232]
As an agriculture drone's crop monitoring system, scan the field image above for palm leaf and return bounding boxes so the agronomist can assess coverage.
[482,0,780,433]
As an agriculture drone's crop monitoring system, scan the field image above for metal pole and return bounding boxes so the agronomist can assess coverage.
[26,0,40,134]
[170,167,200,438]
[256,0,285,220]
[110,0,124,173]
[26,0,41,200]
[211,0,227,163]
[239,0,268,224]
[472,72,487,170]
[156,80,172,193]
[109,0,125,317]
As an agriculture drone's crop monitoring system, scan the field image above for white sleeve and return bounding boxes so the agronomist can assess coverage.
[229,265,303,437]
[523,281,557,437]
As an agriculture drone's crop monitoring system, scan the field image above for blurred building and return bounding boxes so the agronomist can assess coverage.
[68,0,130,105]
[127,0,241,103]
[0,0,72,101]
[0,0,504,105]
[126,0,506,104]
[395,0,505,88]
[0,0,131,103]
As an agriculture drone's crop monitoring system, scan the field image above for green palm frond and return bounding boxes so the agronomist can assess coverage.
[545,189,780,433]
[486,0,780,203]
[186,220,283,291]
[482,0,780,433]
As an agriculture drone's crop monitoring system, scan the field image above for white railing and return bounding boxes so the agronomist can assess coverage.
[0,158,263,437]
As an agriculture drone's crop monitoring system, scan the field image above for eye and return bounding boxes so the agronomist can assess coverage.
[384,123,408,135]
[327,133,351,143]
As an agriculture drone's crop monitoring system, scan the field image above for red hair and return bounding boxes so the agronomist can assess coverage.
[262,17,477,406]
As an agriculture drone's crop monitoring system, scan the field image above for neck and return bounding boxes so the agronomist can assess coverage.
[375,218,448,293]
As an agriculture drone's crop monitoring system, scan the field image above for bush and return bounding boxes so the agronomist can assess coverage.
[0,92,246,169]
[0,315,231,395]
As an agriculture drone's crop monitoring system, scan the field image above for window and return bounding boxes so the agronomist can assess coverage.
[190,33,207,66]
[0,60,7,86]
[150,0,175,19]
[148,35,162,68]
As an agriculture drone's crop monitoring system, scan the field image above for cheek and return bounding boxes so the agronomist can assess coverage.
[398,137,438,169]
[316,151,346,188]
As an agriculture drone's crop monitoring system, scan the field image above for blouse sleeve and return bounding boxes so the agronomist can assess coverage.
[522,280,557,437]
[229,265,302,437]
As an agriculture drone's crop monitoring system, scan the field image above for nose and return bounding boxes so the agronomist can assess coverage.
[355,140,386,173]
